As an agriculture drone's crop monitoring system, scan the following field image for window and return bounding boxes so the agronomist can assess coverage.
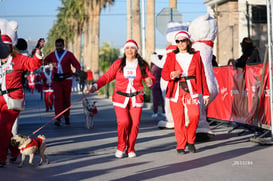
[252,5,267,24]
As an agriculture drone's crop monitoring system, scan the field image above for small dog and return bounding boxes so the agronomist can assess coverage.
[10,134,49,168]
[82,98,97,129]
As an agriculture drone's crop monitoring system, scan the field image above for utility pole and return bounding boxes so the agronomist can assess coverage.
[246,1,250,38]
[141,0,145,58]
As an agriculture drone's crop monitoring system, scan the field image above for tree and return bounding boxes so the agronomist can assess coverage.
[98,42,119,98]
[83,0,115,80]
[44,0,85,61]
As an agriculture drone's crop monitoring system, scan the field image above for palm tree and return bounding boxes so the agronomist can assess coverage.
[146,0,155,64]
[45,0,115,79]
[45,0,85,62]
[65,0,85,61]
[44,3,72,55]
[83,0,115,80]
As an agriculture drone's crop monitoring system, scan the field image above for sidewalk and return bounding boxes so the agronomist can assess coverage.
[1,90,273,181]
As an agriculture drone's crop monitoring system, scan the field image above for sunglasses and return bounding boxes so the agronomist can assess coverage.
[175,39,187,44]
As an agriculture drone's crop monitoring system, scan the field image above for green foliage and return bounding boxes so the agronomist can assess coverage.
[97,42,120,98]
[143,81,151,103]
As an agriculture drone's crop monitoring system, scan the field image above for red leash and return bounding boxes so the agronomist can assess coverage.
[31,92,92,136]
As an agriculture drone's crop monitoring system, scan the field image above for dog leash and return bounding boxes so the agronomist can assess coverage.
[30,91,92,136]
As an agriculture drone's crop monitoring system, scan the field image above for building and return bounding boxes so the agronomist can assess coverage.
[205,0,267,65]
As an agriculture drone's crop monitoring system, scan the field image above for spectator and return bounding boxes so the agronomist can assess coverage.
[234,37,261,68]
[44,38,81,126]
[212,55,218,67]
[78,68,87,93]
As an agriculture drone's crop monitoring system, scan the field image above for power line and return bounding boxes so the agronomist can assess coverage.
[0,10,207,18]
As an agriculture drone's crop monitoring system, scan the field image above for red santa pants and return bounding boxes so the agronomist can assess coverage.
[52,79,72,119]
[114,99,142,153]
[44,91,54,110]
[0,96,20,162]
[170,93,200,150]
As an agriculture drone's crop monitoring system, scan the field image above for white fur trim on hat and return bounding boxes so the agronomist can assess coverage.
[124,40,138,50]
[175,31,190,40]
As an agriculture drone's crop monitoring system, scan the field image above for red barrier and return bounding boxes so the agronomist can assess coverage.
[207,63,271,129]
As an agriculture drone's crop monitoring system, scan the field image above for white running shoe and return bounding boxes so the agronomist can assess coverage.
[128,152,136,158]
[115,150,123,158]
[152,113,158,118]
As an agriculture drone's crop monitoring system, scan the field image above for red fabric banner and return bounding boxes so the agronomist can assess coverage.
[207,63,271,128]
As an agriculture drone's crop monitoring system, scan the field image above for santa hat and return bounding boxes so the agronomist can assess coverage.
[175,31,191,40]
[0,18,19,46]
[1,34,12,44]
[123,40,138,50]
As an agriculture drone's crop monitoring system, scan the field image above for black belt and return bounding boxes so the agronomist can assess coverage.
[180,76,196,81]
[178,76,195,93]
[116,91,142,97]
[0,87,21,96]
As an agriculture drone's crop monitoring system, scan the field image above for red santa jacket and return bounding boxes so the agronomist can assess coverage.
[161,51,210,100]
[96,58,155,108]
[43,50,81,79]
[3,54,42,99]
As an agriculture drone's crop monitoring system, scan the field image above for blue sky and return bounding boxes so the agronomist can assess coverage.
[0,0,207,49]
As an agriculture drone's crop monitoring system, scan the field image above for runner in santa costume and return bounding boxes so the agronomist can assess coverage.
[90,40,155,158]
[44,38,81,126]
[0,18,43,167]
[40,65,54,112]
[161,31,210,154]
[27,71,36,94]
[35,71,43,100]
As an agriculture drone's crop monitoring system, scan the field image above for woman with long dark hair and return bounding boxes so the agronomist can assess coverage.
[162,31,210,154]
[90,40,155,158]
